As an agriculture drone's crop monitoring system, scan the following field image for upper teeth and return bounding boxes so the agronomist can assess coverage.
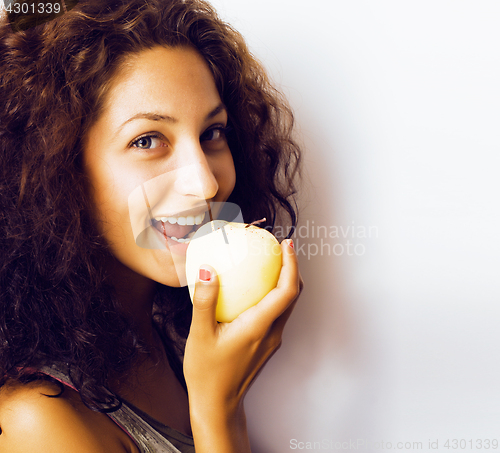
[156,212,206,225]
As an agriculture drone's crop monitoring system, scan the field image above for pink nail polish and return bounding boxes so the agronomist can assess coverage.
[199,268,211,282]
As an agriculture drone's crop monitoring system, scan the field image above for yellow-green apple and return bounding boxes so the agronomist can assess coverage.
[185,220,282,322]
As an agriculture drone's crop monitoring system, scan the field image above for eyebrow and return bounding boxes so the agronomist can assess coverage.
[115,103,226,136]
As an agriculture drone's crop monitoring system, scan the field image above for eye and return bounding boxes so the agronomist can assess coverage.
[130,134,167,150]
[200,125,230,142]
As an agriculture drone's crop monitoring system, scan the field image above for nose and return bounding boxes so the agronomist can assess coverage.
[174,141,219,201]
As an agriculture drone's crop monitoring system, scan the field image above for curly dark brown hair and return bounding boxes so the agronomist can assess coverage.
[0,0,301,411]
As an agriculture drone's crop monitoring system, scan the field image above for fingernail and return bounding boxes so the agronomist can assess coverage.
[289,239,294,249]
[199,267,211,282]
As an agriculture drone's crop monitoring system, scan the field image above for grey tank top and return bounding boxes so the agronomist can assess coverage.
[38,364,195,453]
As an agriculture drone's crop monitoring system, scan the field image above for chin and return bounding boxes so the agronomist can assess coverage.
[148,249,188,288]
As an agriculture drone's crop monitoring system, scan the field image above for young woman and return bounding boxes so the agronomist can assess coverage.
[0,1,302,451]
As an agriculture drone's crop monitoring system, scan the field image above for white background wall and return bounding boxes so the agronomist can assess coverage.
[210,1,500,452]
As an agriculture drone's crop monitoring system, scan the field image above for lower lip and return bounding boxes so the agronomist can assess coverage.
[164,234,190,255]
[153,222,191,255]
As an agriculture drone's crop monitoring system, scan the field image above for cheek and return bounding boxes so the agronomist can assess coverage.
[85,159,135,241]
[216,150,236,197]
[88,168,117,220]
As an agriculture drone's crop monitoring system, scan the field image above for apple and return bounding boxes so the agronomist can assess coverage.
[185,220,282,322]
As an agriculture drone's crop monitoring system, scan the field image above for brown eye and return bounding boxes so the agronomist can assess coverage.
[131,134,166,150]
[200,126,228,142]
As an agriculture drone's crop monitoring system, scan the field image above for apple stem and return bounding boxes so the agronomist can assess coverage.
[245,217,267,228]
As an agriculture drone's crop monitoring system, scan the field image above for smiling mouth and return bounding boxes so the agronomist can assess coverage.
[150,210,209,244]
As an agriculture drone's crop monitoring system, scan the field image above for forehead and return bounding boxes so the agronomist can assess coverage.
[101,45,222,119]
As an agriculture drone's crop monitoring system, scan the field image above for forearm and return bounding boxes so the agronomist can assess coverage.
[189,399,251,453]
[185,241,301,452]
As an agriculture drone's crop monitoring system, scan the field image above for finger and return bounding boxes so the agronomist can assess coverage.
[190,265,219,338]
[249,239,301,327]
[277,272,303,322]
[268,272,303,340]
[272,277,302,332]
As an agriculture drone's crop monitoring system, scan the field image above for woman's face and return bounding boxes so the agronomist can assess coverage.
[83,46,236,287]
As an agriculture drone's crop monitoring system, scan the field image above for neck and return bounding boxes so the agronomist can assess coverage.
[105,258,192,436]
[107,257,158,348]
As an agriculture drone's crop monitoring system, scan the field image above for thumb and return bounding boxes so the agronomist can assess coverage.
[190,265,219,337]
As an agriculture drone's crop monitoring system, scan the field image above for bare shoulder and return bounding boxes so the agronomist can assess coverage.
[0,379,138,453]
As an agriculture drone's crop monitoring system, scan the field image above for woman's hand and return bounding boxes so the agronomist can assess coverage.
[184,239,303,453]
